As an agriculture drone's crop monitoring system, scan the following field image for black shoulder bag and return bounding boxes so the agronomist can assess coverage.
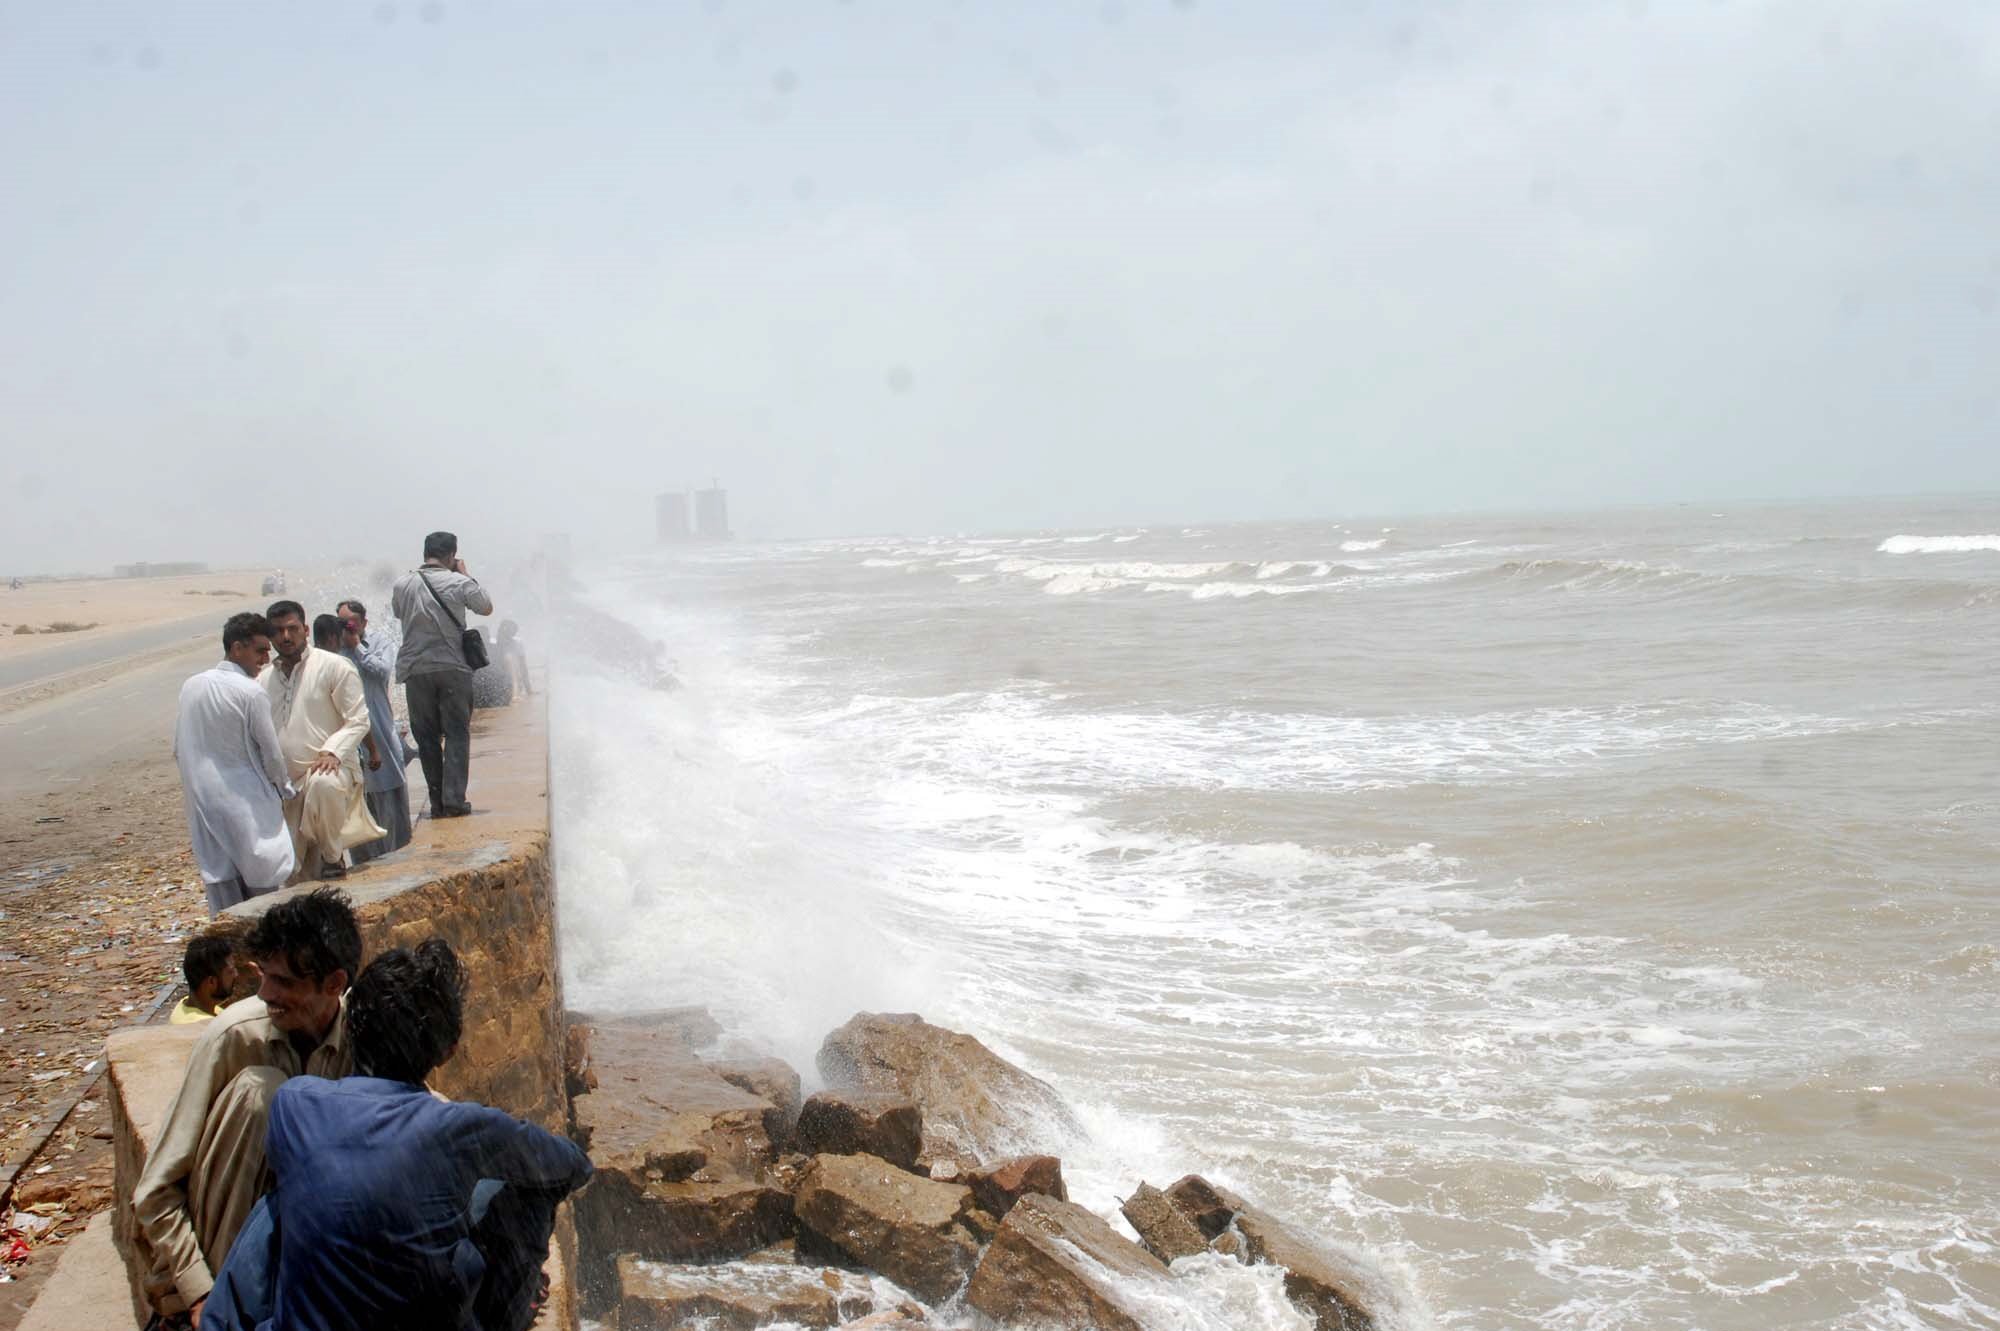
[420,570,490,670]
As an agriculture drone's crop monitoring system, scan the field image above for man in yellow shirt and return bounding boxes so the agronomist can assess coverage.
[168,935,240,1025]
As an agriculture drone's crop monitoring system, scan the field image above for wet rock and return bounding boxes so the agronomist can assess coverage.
[1164,1174,1381,1331]
[577,1175,795,1310]
[1121,1182,1208,1263]
[818,1012,1079,1170]
[616,1254,873,1329]
[965,1192,1171,1331]
[711,1055,804,1145]
[1163,1173,1238,1239]
[573,1004,722,1048]
[839,1306,932,1328]
[741,1237,799,1266]
[562,1019,596,1099]
[793,1152,983,1303]
[569,1019,795,1313]
[795,1090,924,1172]
[572,1018,778,1178]
[965,1153,1067,1219]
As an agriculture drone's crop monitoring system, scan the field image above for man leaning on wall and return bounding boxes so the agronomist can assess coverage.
[132,888,361,1329]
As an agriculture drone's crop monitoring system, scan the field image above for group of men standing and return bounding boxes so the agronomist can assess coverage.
[173,531,495,913]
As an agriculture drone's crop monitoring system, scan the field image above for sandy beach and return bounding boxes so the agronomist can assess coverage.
[0,573,264,663]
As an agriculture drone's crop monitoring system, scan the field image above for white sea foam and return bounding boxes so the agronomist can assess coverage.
[1341,538,1387,552]
[1877,534,2000,554]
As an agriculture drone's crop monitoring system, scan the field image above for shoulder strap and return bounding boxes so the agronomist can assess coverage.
[418,569,465,630]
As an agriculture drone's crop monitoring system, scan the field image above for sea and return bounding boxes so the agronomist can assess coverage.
[549,497,1999,1331]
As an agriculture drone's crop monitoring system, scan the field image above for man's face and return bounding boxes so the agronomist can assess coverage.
[200,956,241,1004]
[257,952,346,1037]
[339,605,367,639]
[225,634,273,675]
[270,613,308,664]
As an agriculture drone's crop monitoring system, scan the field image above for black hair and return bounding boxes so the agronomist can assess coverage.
[266,599,306,625]
[423,531,459,562]
[221,612,272,651]
[337,598,366,619]
[312,613,343,649]
[183,934,236,993]
[244,886,362,987]
[347,939,467,1083]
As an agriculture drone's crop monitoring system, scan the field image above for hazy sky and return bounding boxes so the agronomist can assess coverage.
[3,1,1997,573]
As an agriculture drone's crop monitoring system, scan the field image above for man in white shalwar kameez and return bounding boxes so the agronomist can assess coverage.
[261,602,382,882]
[174,613,297,914]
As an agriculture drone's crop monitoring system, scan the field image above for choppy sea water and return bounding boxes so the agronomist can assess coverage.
[552,498,2000,1330]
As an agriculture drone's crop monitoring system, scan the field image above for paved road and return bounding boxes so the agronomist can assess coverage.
[0,637,212,807]
[0,613,218,691]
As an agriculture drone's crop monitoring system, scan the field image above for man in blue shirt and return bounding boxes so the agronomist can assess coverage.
[202,940,589,1331]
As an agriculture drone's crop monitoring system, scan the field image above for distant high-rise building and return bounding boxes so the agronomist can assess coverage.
[656,491,691,543]
[694,485,730,541]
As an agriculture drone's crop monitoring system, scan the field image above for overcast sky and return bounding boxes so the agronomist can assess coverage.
[2,1,1996,573]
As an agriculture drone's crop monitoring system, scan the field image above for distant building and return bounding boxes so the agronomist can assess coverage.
[694,486,730,541]
[656,491,692,543]
[115,561,208,578]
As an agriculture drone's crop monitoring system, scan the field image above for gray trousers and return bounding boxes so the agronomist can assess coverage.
[203,875,277,917]
[405,670,474,811]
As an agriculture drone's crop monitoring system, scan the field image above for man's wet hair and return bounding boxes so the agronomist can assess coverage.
[221,612,272,651]
[244,887,362,987]
[423,531,458,563]
[266,599,306,625]
[183,934,236,994]
[337,598,366,619]
[312,613,343,649]
[347,939,466,1084]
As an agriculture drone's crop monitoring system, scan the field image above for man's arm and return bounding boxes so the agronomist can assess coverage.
[350,630,396,684]
[463,1105,592,1193]
[245,688,294,798]
[131,1026,254,1313]
[320,662,373,767]
[458,574,494,618]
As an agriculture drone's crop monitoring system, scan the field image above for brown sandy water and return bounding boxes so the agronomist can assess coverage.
[555,497,1999,1329]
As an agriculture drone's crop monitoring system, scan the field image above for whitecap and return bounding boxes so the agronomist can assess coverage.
[1878,534,2000,554]
[1340,539,1387,552]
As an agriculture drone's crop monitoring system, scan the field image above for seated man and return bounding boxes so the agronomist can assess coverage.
[133,888,361,1327]
[203,940,590,1331]
[169,935,241,1025]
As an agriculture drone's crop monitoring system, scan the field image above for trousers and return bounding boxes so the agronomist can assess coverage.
[405,670,474,812]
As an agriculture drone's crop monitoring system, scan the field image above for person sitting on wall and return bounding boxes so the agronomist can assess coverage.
[200,940,591,1331]
[170,935,242,1025]
[133,888,361,1328]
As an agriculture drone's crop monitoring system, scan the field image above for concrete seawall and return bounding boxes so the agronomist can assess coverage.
[26,696,573,1330]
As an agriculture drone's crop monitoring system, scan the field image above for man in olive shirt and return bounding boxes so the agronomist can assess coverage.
[132,888,362,1325]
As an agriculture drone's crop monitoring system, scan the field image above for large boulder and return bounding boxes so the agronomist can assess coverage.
[794,1090,924,1172]
[1121,1182,1208,1264]
[965,1154,1068,1219]
[964,1193,1171,1331]
[616,1255,875,1329]
[793,1153,984,1304]
[569,1016,793,1310]
[818,1012,1079,1170]
[710,1055,804,1146]
[1163,1175,1382,1331]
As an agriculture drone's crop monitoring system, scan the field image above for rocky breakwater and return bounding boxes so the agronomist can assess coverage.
[566,1008,1397,1329]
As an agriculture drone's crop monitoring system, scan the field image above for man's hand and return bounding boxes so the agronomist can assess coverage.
[367,749,382,771]
[309,751,341,776]
[452,557,468,575]
[189,1296,205,1326]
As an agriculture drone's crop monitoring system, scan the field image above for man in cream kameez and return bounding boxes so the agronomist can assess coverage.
[261,601,381,882]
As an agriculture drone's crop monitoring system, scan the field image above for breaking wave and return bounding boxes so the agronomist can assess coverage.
[1878,534,2000,555]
